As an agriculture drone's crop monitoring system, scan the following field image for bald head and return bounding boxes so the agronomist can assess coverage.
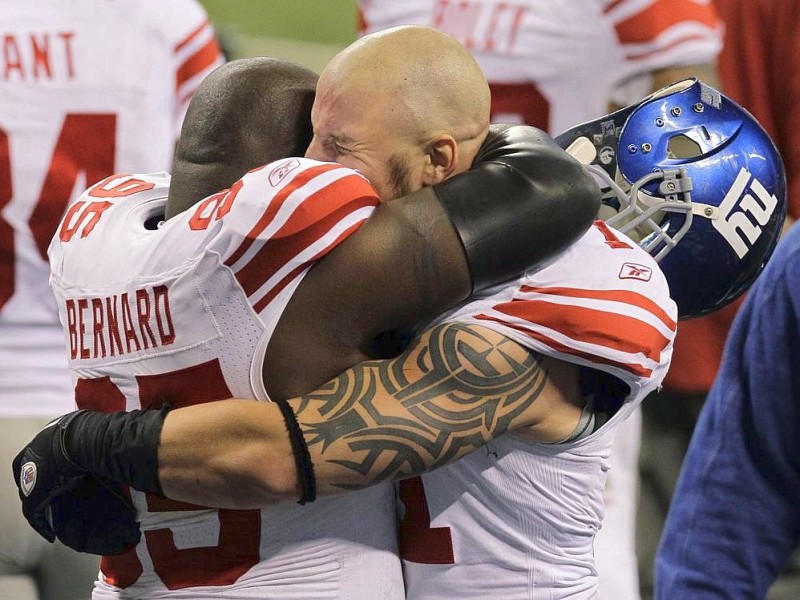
[331,26,490,143]
[167,57,318,219]
[306,26,491,200]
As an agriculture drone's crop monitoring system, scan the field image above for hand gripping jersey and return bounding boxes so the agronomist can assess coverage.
[0,0,224,417]
[359,0,722,137]
[398,222,677,600]
[48,160,404,599]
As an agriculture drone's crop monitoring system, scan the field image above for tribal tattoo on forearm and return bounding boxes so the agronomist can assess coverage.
[293,322,547,491]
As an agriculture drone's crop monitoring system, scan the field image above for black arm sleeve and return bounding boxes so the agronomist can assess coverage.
[61,409,167,496]
[433,124,601,292]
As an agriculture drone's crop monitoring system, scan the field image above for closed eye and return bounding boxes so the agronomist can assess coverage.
[332,140,353,154]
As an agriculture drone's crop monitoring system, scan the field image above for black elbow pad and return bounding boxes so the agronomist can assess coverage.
[433,124,601,292]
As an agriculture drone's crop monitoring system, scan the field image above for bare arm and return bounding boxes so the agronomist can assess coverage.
[159,323,583,508]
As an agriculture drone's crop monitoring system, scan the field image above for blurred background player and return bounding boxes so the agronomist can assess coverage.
[0,1,223,598]
[356,1,722,597]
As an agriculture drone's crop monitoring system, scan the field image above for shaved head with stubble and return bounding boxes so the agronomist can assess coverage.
[305,25,491,200]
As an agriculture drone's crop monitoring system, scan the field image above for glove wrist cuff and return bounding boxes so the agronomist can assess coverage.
[63,408,168,495]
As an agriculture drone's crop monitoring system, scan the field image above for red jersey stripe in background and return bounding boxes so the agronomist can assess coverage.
[174,19,210,53]
[176,37,222,90]
[484,297,671,363]
[623,33,714,61]
[476,314,654,378]
[520,285,677,331]
[608,0,718,44]
[357,6,368,34]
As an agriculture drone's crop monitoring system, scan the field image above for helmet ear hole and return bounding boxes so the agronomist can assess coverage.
[667,134,703,159]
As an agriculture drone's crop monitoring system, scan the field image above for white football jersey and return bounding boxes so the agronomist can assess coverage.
[359,0,722,134]
[399,223,677,599]
[0,0,224,417]
[49,160,404,599]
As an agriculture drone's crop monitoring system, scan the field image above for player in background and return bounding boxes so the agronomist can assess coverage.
[356,2,722,596]
[13,26,601,598]
[0,2,224,599]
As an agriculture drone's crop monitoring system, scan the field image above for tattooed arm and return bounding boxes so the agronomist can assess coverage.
[157,323,584,509]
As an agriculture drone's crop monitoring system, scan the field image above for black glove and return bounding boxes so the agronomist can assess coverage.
[12,412,91,543]
[51,476,140,555]
[12,409,150,555]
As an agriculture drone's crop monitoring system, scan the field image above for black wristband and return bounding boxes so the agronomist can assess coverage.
[62,407,169,496]
[274,399,316,505]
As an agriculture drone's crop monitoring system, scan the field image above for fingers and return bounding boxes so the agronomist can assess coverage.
[21,497,56,543]
[51,477,141,555]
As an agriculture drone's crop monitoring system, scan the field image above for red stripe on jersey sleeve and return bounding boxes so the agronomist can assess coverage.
[225,164,342,267]
[176,37,222,90]
[520,286,677,331]
[609,0,718,45]
[357,6,368,34]
[251,221,363,314]
[488,297,671,364]
[174,20,210,53]
[476,315,654,378]
[603,0,626,12]
[232,174,378,299]
[623,33,715,60]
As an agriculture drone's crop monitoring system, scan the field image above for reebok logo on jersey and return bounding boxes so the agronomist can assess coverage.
[269,158,301,187]
[20,462,37,497]
[619,263,652,281]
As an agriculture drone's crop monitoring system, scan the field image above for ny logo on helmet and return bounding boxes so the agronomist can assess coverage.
[713,167,780,259]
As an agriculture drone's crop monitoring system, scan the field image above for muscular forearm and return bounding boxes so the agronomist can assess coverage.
[158,399,301,509]
[158,323,579,508]
[24,325,576,511]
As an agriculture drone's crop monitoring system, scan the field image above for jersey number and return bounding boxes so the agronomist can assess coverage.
[75,360,261,590]
[0,114,116,312]
[398,476,455,564]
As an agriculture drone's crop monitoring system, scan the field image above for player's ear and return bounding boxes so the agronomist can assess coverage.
[422,135,458,185]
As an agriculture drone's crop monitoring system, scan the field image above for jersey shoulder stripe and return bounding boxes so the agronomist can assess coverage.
[475,314,656,378]
[222,160,379,311]
[460,224,676,381]
[604,0,721,59]
[474,286,674,377]
[519,285,677,330]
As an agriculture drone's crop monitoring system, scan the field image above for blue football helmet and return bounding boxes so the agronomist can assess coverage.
[555,78,787,319]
